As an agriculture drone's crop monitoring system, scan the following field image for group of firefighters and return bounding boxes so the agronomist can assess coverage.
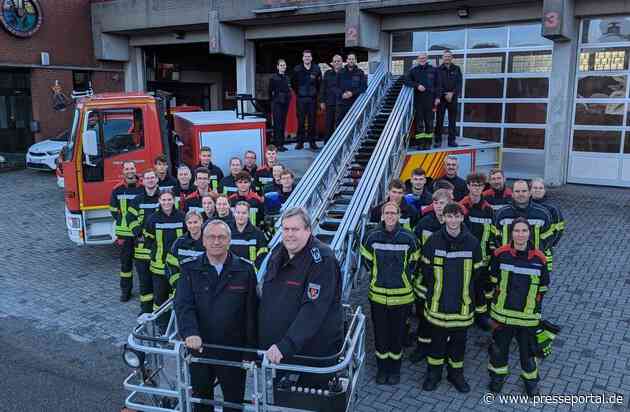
[361,158,564,396]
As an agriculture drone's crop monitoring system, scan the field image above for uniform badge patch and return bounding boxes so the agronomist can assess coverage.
[308,283,321,300]
[311,247,322,263]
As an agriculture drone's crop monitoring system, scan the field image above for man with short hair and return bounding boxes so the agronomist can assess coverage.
[243,150,258,179]
[370,179,419,230]
[127,169,161,312]
[174,165,195,209]
[228,171,265,228]
[182,168,214,213]
[154,155,177,191]
[434,156,468,202]
[405,53,439,150]
[175,220,258,412]
[110,160,142,302]
[264,169,296,216]
[435,50,463,148]
[195,146,224,192]
[361,202,419,385]
[483,168,512,211]
[421,202,482,393]
[409,188,453,363]
[229,202,268,271]
[336,53,367,125]
[459,173,496,325]
[258,207,343,387]
[256,145,278,191]
[404,167,433,215]
[292,50,322,151]
[221,156,243,195]
[494,180,554,271]
[319,54,343,143]
[530,178,565,271]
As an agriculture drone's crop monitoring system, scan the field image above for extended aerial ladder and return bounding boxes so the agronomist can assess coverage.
[121,63,417,412]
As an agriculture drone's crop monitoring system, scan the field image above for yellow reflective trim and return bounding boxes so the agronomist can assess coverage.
[427,356,444,366]
[521,368,539,380]
[119,271,133,278]
[475,305,487,314]
[166,253,179,267]
[359,244,373,261]
[461,259,472,317]
[433,256,443,265]
[523,276,540,315]
[140,293,154,302]
[249,246,257,262]
[430,266,443,313]
[169,273,180,286]
[375,351,388,360]
[481,223,491,261]
[155,229,164,267]
[389,352,402,360]
[489,308,540,327]
[448,358,463,369]
[502,223,509,246]
[488,363,509,375]
[421,255,430,264]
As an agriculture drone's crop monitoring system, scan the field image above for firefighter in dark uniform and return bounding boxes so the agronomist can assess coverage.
[292,50,322,151]
[174,219,258,412]
[128,169,161,313]
[182,168,216,213]
[144,190,186,311]
[370,179,419,230]
[110,160,142,302]
[483,168,512,212]
[494,180,554,272]
[255,145,278,191]
[221,157,243,196]
[154,154,177,191]
[361,202,419,385]
[166,210,205,296]
[487,218,549,396]
[259,207,344,388]
[336,53,367,125]
[530,178,565,272]
[421,202,483,393]
[434,155,468,202]
[228,171,265,228]
[229,201,269,271]
[459,173,497,328]
[319,54,343,143]
[269,59,291,151]
[435,50,463,148]
[215,195,236,227]
[409,189,452,363]
[195,146,224,193]
[404,53,439,150]
[174,164,195,209]
[404,167,433,215]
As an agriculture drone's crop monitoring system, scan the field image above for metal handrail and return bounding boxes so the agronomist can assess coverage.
[257,62,391,280]
[330,83,414,301]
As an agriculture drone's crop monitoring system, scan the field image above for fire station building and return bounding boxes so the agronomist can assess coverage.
[0,0,123,155]
[86,0,630,188]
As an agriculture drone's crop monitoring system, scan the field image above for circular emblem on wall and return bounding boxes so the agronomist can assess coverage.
[1,0,43,38]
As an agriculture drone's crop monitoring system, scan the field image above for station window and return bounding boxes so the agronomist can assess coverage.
[72,71,91,92]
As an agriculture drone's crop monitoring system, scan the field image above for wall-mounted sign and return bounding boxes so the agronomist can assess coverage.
[1,0,43,38]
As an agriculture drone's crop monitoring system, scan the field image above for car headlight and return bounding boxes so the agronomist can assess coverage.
[122,344,145,369]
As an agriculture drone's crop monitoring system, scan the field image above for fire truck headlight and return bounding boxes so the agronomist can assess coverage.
[122,344,145,369]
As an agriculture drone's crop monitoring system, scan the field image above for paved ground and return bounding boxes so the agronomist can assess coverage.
[1,169,629,411]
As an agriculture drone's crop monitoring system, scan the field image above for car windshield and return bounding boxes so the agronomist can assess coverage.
[63,109,80,160]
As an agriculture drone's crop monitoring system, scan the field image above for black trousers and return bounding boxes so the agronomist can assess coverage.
[191,361,246,412]
[415,299,432,347]
[489,326,538,382]
[134,259,153,313]
[272,101,289,146]
[435,97,458,143]
[152,273,172,311]
[335,100,355,127]
[324,103,337,143]
[427,325,468,374]
[414,95,434,137]
[370,301,409,374]
[296,97,317,144]
[119,237,134,291]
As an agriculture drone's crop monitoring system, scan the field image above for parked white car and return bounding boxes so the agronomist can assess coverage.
[26,130,68,171]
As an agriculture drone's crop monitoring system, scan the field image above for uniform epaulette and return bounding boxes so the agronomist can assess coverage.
[528,249,547,264]
[494,244,512,256]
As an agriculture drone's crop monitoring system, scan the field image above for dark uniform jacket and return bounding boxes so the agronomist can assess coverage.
[221,174,239,196]
[403,184,433,216]
[291,64,322,98]
[489,244,549,327]
[404,63,438,100]
[216,211,236,228]
[255,165,274,189]
[195,162,224,192]
[459,196,496,265]
[482,187,513,211]
[435,175,468,201]
[228,191,265,228]
[436,63,463,98]
[268,72,292,104]
[532,196,564,248]
[494,201,554,255]
[143,208,186,275]
[166,233,205,292]
[258,236,343,358]
[229,221,269,270]
[175,253,258,356]
[157,174,177,192]
[360,223,419,306]
[128,189,161,260]
[370,199,419,230]
[181,190,211,214]
[173,182,195,209]
[110,178,142,238]
[413,212,443,299]
[421,226,482,328]
[338,65,367,107]
[319,69,341,105]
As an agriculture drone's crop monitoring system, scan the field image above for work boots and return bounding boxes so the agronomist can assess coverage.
[488,375,505,394]
[375,358,388,385]
[447,370,470,393]
[387,359,401,386]
[120,289,132,302]
[422,366,442,391]
[409,343,429,364]
[524,379,540,396]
